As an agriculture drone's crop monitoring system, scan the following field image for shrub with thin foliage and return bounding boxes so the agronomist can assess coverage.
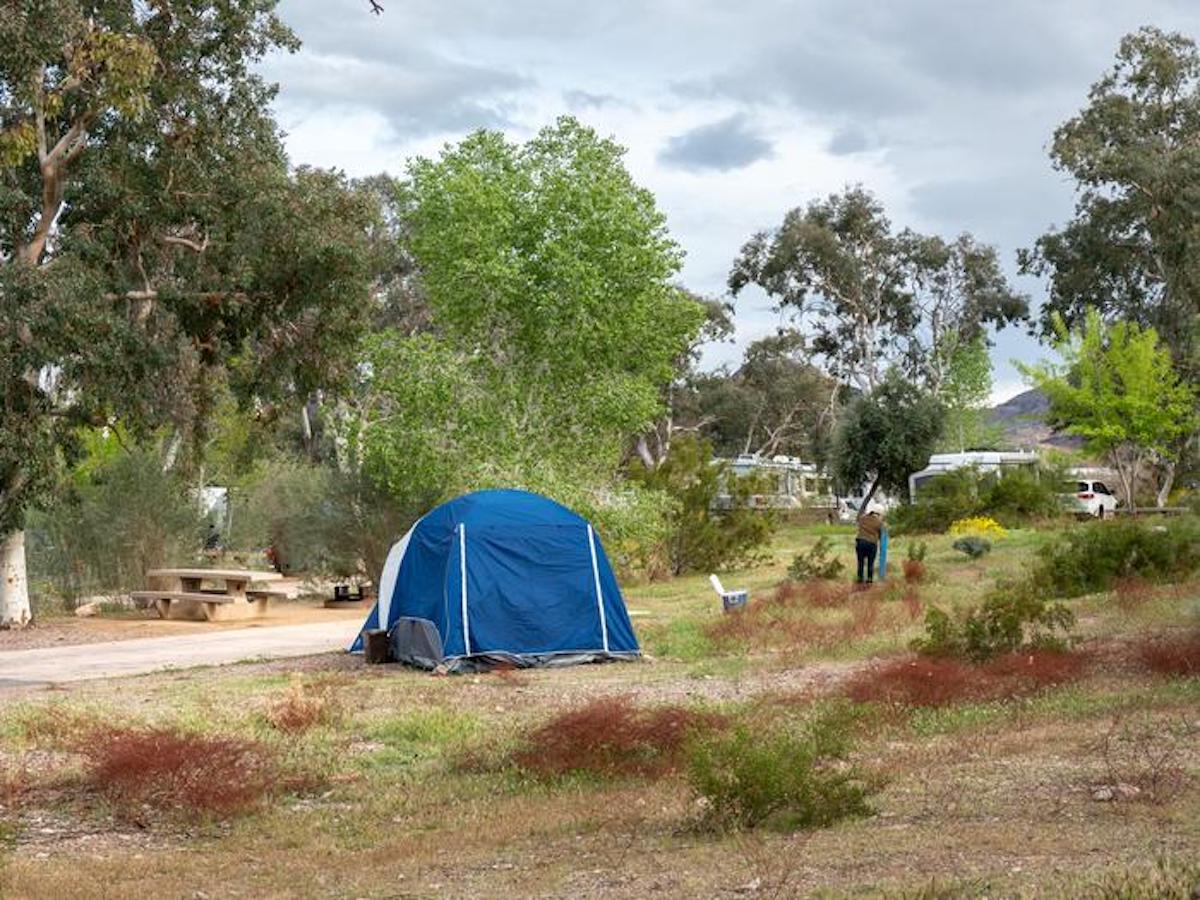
[74,726,302,819]
[912,585,1075,662]
[686,713,876,831]
[512,696,725,778]
[844,651,1088,708]
[1136,632,1200,677]
[788,537,845,581]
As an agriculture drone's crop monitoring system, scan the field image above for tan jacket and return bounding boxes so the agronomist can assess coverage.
[856,513,883,544]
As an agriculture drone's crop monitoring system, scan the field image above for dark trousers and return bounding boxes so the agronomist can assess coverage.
[855,538,877,583]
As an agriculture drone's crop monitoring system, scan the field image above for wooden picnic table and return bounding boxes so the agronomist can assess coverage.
[132,567,284,622]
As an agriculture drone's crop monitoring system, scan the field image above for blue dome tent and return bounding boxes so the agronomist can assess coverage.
[350,490,640,671]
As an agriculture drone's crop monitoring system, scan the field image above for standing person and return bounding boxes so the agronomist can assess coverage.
[855,507,883,584]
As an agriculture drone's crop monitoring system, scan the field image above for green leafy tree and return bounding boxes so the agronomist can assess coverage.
[1020,310,1197,509]
[729,187,1026,393]
[354,119,705,557]
[0,3,376,626]
[831,373,946,508]
[627,435,774,576]
[1019,27,1200,372]
[634,292,734,469]
[938,334,1002,451]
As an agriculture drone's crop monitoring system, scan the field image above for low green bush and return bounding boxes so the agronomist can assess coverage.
[912,584,1076,662]
[686,711,876,832]
[1031,516,1200,598]
[951,536,991,558]
[788,536,845,581]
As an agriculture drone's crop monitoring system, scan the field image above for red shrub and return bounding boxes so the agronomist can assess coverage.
[512,696,725,778]
[902,559,926,584]
[75,726,294,819]
[1137,633,1200,677]
[843,651,1089,708]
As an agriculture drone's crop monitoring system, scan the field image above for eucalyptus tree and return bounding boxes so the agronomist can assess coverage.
[1020,27,1200,373]
[729,186,1025,394]
[0,2,376,625]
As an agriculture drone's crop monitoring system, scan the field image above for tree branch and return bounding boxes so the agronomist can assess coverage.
[161,234,209,253]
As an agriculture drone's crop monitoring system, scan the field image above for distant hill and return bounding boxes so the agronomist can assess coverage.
[986,389,1084,451]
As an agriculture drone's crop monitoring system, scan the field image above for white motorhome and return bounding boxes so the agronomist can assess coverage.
[907,450,1039,503]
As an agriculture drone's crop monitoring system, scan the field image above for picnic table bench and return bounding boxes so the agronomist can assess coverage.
[131,568,285,621]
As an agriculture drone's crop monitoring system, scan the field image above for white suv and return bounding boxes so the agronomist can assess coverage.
[1060,480,1119,518]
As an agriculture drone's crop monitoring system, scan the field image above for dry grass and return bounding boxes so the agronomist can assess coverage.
[843,651,1090,708]
[801,579,853,608]
[900,587,923,621]
[262,678,339,733]
[511,696,725,778]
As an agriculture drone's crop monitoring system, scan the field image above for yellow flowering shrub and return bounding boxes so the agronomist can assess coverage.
[948,516,1008,539]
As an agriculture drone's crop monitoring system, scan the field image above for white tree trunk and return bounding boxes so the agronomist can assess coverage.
[1155,459,1175,509]
[1,530,32,628]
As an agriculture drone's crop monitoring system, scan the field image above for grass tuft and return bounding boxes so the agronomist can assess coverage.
[263,678,339,734]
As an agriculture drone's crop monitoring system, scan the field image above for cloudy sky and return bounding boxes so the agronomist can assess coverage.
[262,0,1200,404]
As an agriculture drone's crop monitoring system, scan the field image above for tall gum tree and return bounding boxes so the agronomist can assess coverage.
[0,2,376,626]
[1020,27,1200,374]
[729,186,1026,395]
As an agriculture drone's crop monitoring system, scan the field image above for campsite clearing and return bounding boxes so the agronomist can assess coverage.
[1,522,1198,898]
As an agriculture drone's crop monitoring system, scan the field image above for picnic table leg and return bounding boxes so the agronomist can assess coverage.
[155,599,170,619]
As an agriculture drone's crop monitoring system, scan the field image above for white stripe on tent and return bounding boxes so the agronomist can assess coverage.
[459,523,471,655]
[376,519,420,638]
[587,524,609,652]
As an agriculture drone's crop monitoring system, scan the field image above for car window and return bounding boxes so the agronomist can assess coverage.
[1094,482,1111,495]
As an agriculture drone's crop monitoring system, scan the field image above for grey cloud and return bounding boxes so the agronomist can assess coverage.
[563,89,629,110]
[267,50,529,137]
[827,125,872,156]
[659,115,773,172]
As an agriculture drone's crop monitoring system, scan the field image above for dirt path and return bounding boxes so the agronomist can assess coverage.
[0,619,363,689]
[0,601,366,651]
